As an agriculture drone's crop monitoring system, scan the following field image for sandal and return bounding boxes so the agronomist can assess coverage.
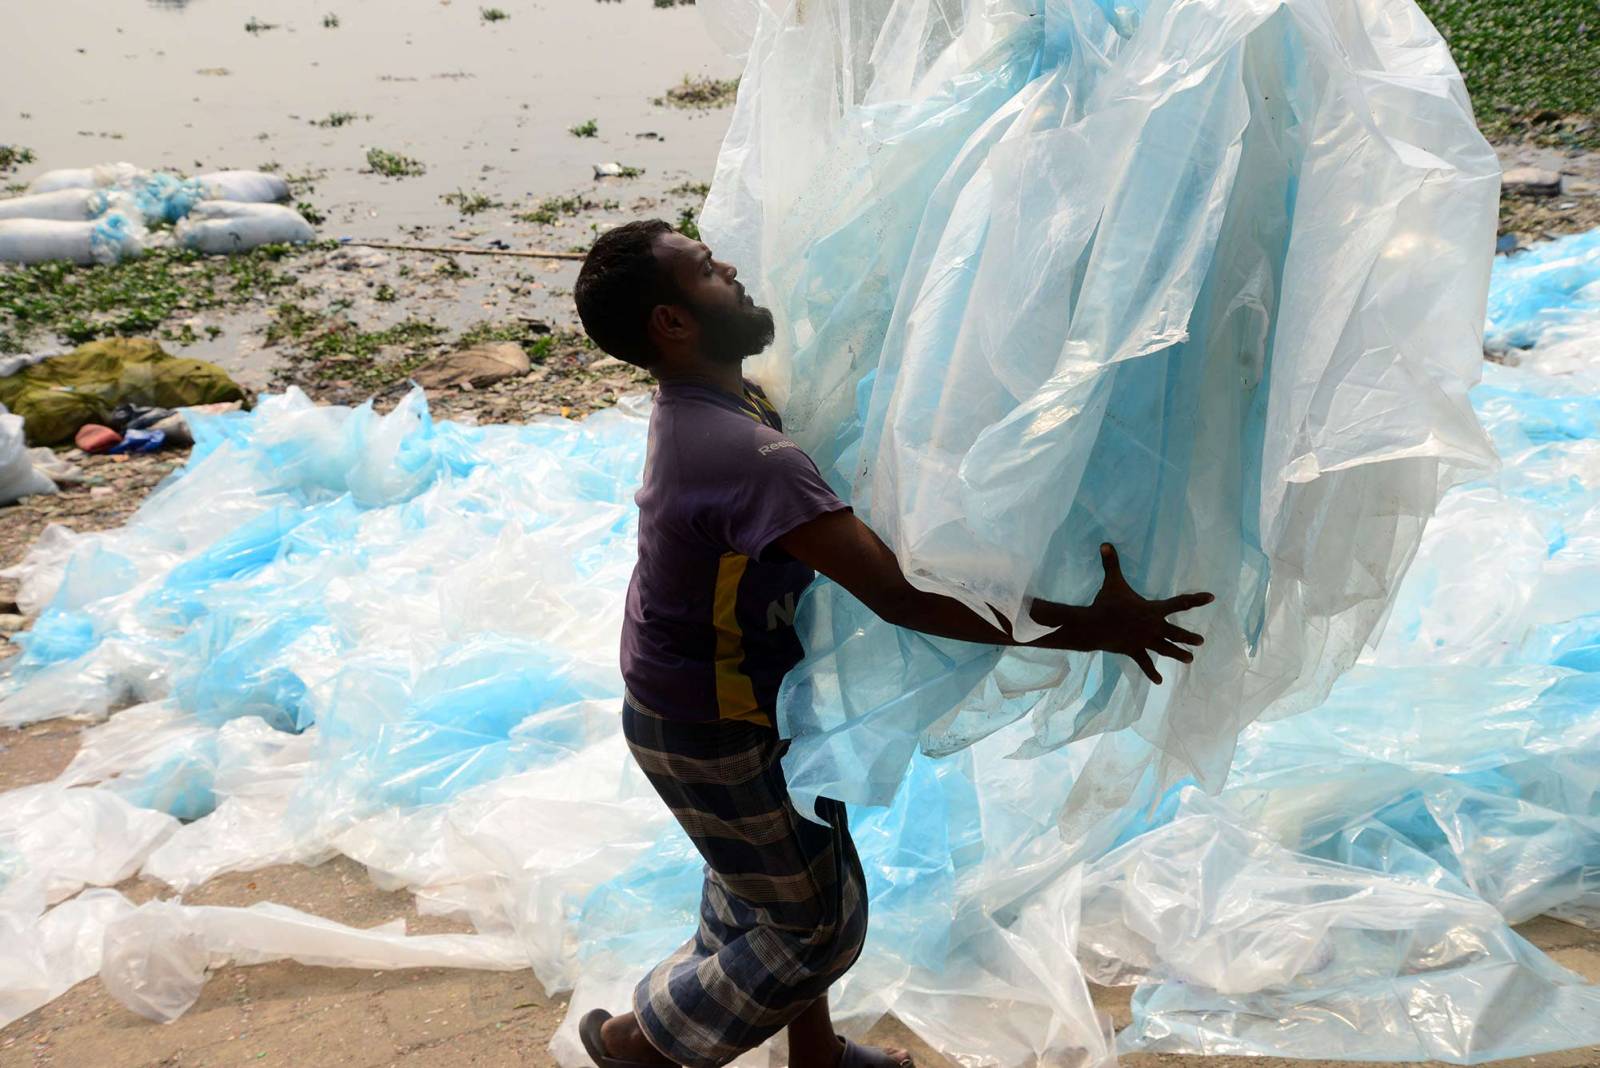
[580,1009,675,1068]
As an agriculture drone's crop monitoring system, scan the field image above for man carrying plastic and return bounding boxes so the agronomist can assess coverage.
[572,220,1212,1068]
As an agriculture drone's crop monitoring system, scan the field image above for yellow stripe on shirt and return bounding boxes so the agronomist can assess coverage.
[712,551,766,723]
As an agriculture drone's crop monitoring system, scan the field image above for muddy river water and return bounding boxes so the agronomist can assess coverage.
[2,0,740,232]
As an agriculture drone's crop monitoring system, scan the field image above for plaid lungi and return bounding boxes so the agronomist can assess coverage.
[622,698,868,1068]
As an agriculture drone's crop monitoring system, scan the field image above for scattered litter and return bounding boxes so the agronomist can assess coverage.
[0,337,246,446]
[0,407,57,505]
[73,424,122,455]
[1502,165,1564,197]
[410,342,530,390]
[25,447,83,485]
[332,246,389,270]
[108,404,178,434]
[109,428,166,455]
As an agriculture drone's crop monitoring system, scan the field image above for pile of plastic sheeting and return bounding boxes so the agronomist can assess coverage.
[696,0,1506,847]
[0,403,60,506]
[0,163,310,265]
[1,228,1599,1065]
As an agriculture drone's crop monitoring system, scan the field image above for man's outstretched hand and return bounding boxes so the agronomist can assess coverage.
[1032,544,1214,683]
[776,510,1212,668]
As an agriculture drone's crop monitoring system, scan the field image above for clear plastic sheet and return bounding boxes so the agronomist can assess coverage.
[99,897,526,1023]
[696,0,1502,832]
[0,246,1598,1059]
[0,407,57,506]
[1088,795,1600,1062]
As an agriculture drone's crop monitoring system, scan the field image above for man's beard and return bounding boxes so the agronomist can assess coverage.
[699,299,775,364]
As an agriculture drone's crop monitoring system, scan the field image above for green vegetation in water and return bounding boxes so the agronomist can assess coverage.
[265,312,591,392]
[480,6,510,21]
[312,111,364,128]
[296,201,326,226]
[1418,0,1600,146]
[569,118,599,138]
[322,13,340,28]
[442,189,503,216]
[514,194,618,225]
[653,0,695,7]
[457,320,560,357]
[374,283,398,303]
[267,303,446,389]
[668,180,712,198]
[613,165,644,179]
[434,258,472,279]
[365,147,425,177]
[244,16,279,33]
[656,75,739,110]
[675,206,701,241]
[285,168,329,196]
[0,145,35,174]
[0,245,303,353]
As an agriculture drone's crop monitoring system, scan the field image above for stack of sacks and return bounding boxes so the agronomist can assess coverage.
[0,162,312,265]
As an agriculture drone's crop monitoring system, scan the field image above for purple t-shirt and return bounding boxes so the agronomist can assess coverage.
[621,380,849,724]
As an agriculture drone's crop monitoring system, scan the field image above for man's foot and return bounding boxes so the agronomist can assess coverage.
[580,1009,677,1067]
[836,1036,913,1068]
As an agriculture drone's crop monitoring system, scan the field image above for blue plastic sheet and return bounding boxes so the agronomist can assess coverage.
[698,0,1503,835]
[3,228,1599,1063]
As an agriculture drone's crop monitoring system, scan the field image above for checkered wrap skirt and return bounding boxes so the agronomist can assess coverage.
[621,698,868,1068]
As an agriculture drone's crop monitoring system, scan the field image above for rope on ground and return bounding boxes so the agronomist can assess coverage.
[339,240,588,261]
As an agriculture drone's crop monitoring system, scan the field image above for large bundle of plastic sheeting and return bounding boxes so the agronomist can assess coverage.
[697,0,1503,842]
[1,230,1599,1065]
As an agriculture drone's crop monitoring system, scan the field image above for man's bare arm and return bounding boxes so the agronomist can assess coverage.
[775,510,1212,683]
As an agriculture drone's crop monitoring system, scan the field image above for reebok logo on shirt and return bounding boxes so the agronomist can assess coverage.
[758,439,798,456]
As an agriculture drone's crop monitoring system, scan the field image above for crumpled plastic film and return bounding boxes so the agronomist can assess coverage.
[0,889,138,1029]
[1097,240,1600,1056]
[699,0,1501,831]
[0,784,176,913]
[1486,228,1600,353]
[99,897,527,1023]
[1088,794,1600,1062]
[2,228,1600,1066]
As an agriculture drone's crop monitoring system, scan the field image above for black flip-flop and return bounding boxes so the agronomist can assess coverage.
[580,1009,673,1068]
[839,1036,914,1068]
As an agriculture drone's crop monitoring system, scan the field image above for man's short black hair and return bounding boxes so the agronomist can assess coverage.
[574,219,681,368]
